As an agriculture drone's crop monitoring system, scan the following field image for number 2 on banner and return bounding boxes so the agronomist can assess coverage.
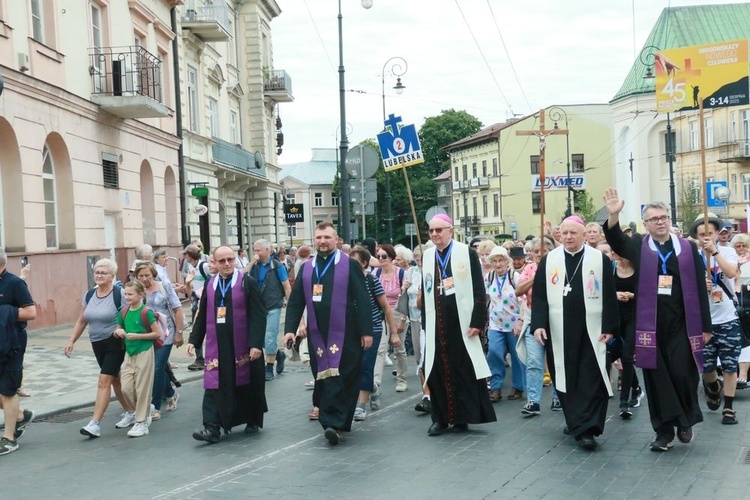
[392,138,405,154]
[660,77,686,104]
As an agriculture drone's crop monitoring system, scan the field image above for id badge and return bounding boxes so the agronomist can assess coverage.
[443,276,456,296]
[313,284,324,302]
[711,289,724,303]
[217,306,227,324]
[657,275,673,296]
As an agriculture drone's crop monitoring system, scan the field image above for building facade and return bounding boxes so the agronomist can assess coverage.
[0,0,182,327]
[609,3,750,227]
[279,148,339,246]
[179,0,289,253]
[445,104,615,241]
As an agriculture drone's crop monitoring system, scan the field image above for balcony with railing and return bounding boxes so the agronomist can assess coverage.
[212,138,267,178]
[263,69,293,102]
[718,140,750,163]
[181,0,231,41]
[89,46,169,119]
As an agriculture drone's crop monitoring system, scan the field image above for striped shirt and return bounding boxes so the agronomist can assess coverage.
[365,272,384,338]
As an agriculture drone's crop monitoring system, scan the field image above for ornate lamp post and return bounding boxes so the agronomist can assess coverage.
[641,44,677,222]
[548,107,572,216]
[381,56,407,244]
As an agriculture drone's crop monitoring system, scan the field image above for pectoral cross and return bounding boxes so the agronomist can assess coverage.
[562,283,572,297]
[438,280,445,295]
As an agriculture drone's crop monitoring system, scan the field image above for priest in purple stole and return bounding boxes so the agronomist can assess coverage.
[284,222,373,445]
[188,246,267,443]
[603,190,712,452]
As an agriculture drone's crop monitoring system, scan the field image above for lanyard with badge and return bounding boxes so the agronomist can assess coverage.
[436,242,455,296]
[657,247,674,296]
[702,252,723,303]
[217,276,231,324]
[495,273,508,298]
[312,251,337,302]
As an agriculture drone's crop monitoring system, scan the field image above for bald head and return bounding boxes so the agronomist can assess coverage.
[560,219,585,253]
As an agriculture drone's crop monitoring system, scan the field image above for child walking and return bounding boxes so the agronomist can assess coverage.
[115,281,162,438]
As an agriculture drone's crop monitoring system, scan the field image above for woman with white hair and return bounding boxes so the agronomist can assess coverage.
[485,246,525,403]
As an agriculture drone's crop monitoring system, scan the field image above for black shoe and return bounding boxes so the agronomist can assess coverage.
[563,425,570,435]
[276,350,286,375]
[579,434,598,451]
[628,387,644,408]
[187,361,205,371]
[650,433,674,452]
[324,427,340,445]
[619,404,633,420]
[452,423,468,433]
[677,426,693,443]
[414,397,432,414]
[428,422,449,436]
[244,424,260,434]
[14,409,35,440]
[192,427,220,444]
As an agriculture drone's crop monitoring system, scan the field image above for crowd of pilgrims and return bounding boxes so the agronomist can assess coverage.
[52,197,750,452]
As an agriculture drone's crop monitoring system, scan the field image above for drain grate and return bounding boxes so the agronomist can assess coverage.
[737,447,750,465]
[36,410,90,424]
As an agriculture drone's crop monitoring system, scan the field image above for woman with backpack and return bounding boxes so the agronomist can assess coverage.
[66,259,134,438]
[133,262,184,422]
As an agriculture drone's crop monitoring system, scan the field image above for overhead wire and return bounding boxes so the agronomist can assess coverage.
[486,0,532,112]
[302,0,335,73]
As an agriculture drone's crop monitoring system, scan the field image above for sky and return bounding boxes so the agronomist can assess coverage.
[271,0,735,165]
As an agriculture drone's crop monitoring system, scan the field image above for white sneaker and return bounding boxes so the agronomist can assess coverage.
[127,421,149,438]
[395,381,408,392]
[353,406,367,421]
[80,420,101,438]
[146,404,155,427]
[384,355,393,367]
[115,412,136,429]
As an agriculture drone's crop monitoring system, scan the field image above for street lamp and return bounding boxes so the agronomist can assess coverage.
[641,45,677,222]
[337,0,372,243]
[381,56,408,244]
[548,107,571,216]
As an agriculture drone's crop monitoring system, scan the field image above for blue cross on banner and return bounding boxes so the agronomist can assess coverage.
[376,114,425,172]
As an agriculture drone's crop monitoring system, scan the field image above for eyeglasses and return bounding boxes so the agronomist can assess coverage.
[644,215,670,225]
[429,227,451,234]
[217,257,236,264]
[377,254,389,260]
[94,271,110,276]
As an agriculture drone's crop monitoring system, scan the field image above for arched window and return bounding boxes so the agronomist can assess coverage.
[42,145,58,249]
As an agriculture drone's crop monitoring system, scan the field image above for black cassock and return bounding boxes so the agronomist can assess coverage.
[190,274,267,432]
[604,223,710,433]
[285,254,373,432]
[424,246,496,426]
[531,249,619,439]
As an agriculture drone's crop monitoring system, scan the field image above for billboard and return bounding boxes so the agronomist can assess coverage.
[655,39,749,113]
[531,174,586,192]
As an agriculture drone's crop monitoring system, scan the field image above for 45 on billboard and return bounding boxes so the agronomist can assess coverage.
[376,114,425,172]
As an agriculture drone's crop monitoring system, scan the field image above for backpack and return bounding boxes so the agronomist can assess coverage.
[85,284,123,310]
[486,270,515,290]
[375,267,405,287]
[120,305,168,348]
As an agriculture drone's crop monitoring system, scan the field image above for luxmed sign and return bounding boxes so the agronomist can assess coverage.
[531,174,586,192]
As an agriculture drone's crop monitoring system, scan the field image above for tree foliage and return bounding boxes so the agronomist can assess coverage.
[678,177,701,230]
[419,109,484,181]
[574,191,598,223]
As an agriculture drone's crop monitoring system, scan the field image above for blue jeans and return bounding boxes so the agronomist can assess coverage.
[523,326,558,404]
[264,308,282,355]
[151,344,175,410]
[487,329,526,392]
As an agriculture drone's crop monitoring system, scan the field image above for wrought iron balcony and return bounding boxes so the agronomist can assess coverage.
[181,0,231,41]
[263,69,293,102]
[89,46,168,119]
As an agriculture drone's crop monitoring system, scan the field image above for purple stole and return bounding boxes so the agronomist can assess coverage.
[204,272,250,389]
[635,236,703,371]
[303,251,349,380]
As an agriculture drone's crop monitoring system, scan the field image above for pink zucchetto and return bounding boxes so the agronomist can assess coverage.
[563,215,585,226]
[430,213,453,225]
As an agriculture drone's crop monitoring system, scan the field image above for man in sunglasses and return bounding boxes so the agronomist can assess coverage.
[187,246,267,443]
[603,188,711,452]
[421,214,495,436]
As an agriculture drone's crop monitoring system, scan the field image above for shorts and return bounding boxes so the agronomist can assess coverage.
[0,350,25,397]
[91,335,126,377]
[704,319,742,373]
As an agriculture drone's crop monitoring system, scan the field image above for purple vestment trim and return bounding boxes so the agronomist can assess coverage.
[303,252,349,379]
[635,236,703,371]
[204,273,250,389]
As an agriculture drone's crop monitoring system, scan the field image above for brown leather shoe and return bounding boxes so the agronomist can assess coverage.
[507,389,524,400]
[489,390,502,403]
